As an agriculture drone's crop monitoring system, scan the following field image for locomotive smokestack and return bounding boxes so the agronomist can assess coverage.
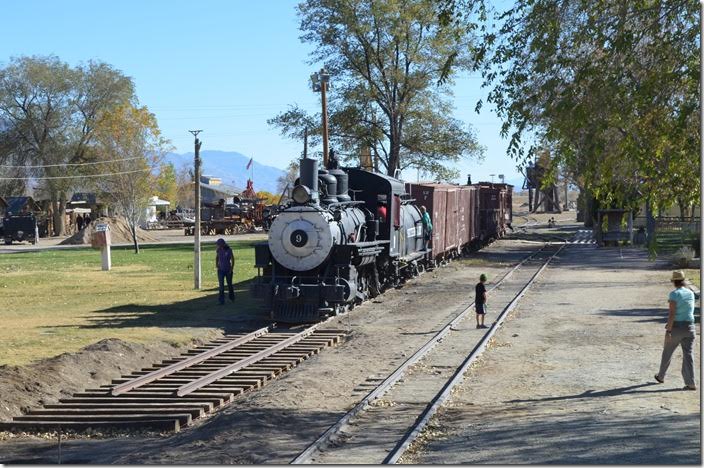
[300,157,319,203]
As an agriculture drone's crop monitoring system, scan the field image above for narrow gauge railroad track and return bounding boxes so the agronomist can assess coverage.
[1,325,345,433]
[292,242,565,464]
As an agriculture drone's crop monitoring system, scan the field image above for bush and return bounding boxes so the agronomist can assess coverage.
[673,245,695,268]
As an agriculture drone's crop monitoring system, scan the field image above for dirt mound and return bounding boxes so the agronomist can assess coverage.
[60,216,158,245]
[0,333,222,422]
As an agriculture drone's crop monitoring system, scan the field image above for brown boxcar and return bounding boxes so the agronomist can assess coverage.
[407,183,446,256]
[407,182,471,259]
[476,182,513,239]
[457,186,470,246]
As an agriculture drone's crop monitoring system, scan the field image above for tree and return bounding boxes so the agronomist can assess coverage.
[465,1,698,215]
[91,105,169,253]
[0,56,136,235]
[175,163,195,209]
[276,160,299,195]
[256,191,279,205]
[269,0,485,181]
[154,162,178,205]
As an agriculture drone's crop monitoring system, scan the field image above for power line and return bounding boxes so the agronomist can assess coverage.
[0,157,143,169]
[0,169,150,180]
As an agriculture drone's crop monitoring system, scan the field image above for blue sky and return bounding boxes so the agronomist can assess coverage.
[0,0,523,186]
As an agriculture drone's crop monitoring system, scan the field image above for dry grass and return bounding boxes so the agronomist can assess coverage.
[0,241,263,366]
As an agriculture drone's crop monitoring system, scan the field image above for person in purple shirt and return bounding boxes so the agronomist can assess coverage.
[215,238,235,305]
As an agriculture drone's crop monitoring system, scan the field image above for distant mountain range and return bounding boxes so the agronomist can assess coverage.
[164,150,286,194]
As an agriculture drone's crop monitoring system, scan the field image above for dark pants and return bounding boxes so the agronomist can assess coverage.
[218,269,234,304]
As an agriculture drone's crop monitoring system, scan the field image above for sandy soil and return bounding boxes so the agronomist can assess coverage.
[402,242,701,464]
[0,333,224,422]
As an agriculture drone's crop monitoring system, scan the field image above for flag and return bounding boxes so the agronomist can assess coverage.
[246,158,253,170]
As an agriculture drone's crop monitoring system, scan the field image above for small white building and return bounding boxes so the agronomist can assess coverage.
[143,196,171,226]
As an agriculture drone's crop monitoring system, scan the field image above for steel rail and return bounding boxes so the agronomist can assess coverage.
[176,324,322,397]
[383,242,566,464]
[112,327,270,396]
[290,243,550,464]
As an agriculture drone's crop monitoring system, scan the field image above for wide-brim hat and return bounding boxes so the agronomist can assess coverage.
[671,270,686,281]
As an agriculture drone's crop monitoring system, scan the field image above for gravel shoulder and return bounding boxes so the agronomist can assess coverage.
[403,242,701,464]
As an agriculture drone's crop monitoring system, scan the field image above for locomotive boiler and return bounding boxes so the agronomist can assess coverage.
[252,156,427,323]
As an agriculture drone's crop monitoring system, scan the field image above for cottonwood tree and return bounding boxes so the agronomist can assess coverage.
[91,105,169,253]
[269,0,485,181]
[459,0,699,217]
[0,56,136,235]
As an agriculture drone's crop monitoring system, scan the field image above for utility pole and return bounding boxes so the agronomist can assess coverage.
[311,69,331,167]
[321,77,329,167]
[190,130,203,290]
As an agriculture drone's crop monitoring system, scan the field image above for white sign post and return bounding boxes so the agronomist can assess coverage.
[92,223,112,271]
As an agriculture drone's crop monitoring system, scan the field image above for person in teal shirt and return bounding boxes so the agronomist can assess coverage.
[655,270,697,390]
[420,205,432,251]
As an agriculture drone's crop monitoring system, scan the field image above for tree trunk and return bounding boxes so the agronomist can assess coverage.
[387,115,401,177]
[51,195,67,237]
[131,222,139,254]
[645,197,656,240]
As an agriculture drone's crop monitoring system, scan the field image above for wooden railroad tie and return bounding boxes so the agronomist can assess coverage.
[4,329,345,433]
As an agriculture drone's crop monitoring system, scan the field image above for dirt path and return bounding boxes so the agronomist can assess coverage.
[403,243,701,464]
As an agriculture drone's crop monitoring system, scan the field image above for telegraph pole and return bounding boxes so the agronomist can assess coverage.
[311,69,331,167]
[190,130,203,290]
[321,76,329,167]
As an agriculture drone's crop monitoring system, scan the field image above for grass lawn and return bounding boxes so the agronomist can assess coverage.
[0,241,266,366]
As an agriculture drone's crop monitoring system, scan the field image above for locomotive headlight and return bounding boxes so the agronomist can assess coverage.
[292,184,312,204]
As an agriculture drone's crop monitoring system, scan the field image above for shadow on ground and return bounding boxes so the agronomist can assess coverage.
[61,277,271,334]
[0,406,347,464]
[420,406,700,464]
[598,306,701,324]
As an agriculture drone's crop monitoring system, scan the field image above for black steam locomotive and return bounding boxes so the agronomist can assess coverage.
[252,156,512,324]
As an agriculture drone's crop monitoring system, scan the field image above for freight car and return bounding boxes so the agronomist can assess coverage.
[251,156,513,324]
[406,181,512,261]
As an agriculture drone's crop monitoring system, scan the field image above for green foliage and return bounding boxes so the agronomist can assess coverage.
[269,0,485,180]
[470,0,699,211]
[0,55,145,235]
[155,162,178,205]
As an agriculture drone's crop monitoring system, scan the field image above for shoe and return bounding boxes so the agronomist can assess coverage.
[654,374,664,384]
[480,324,489,329]
[476,324,481,329]
[683,385,697,391]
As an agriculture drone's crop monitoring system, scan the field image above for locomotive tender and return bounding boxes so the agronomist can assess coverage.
[252,156,512,324]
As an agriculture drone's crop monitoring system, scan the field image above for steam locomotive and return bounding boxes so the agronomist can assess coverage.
[251,156,512,324]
